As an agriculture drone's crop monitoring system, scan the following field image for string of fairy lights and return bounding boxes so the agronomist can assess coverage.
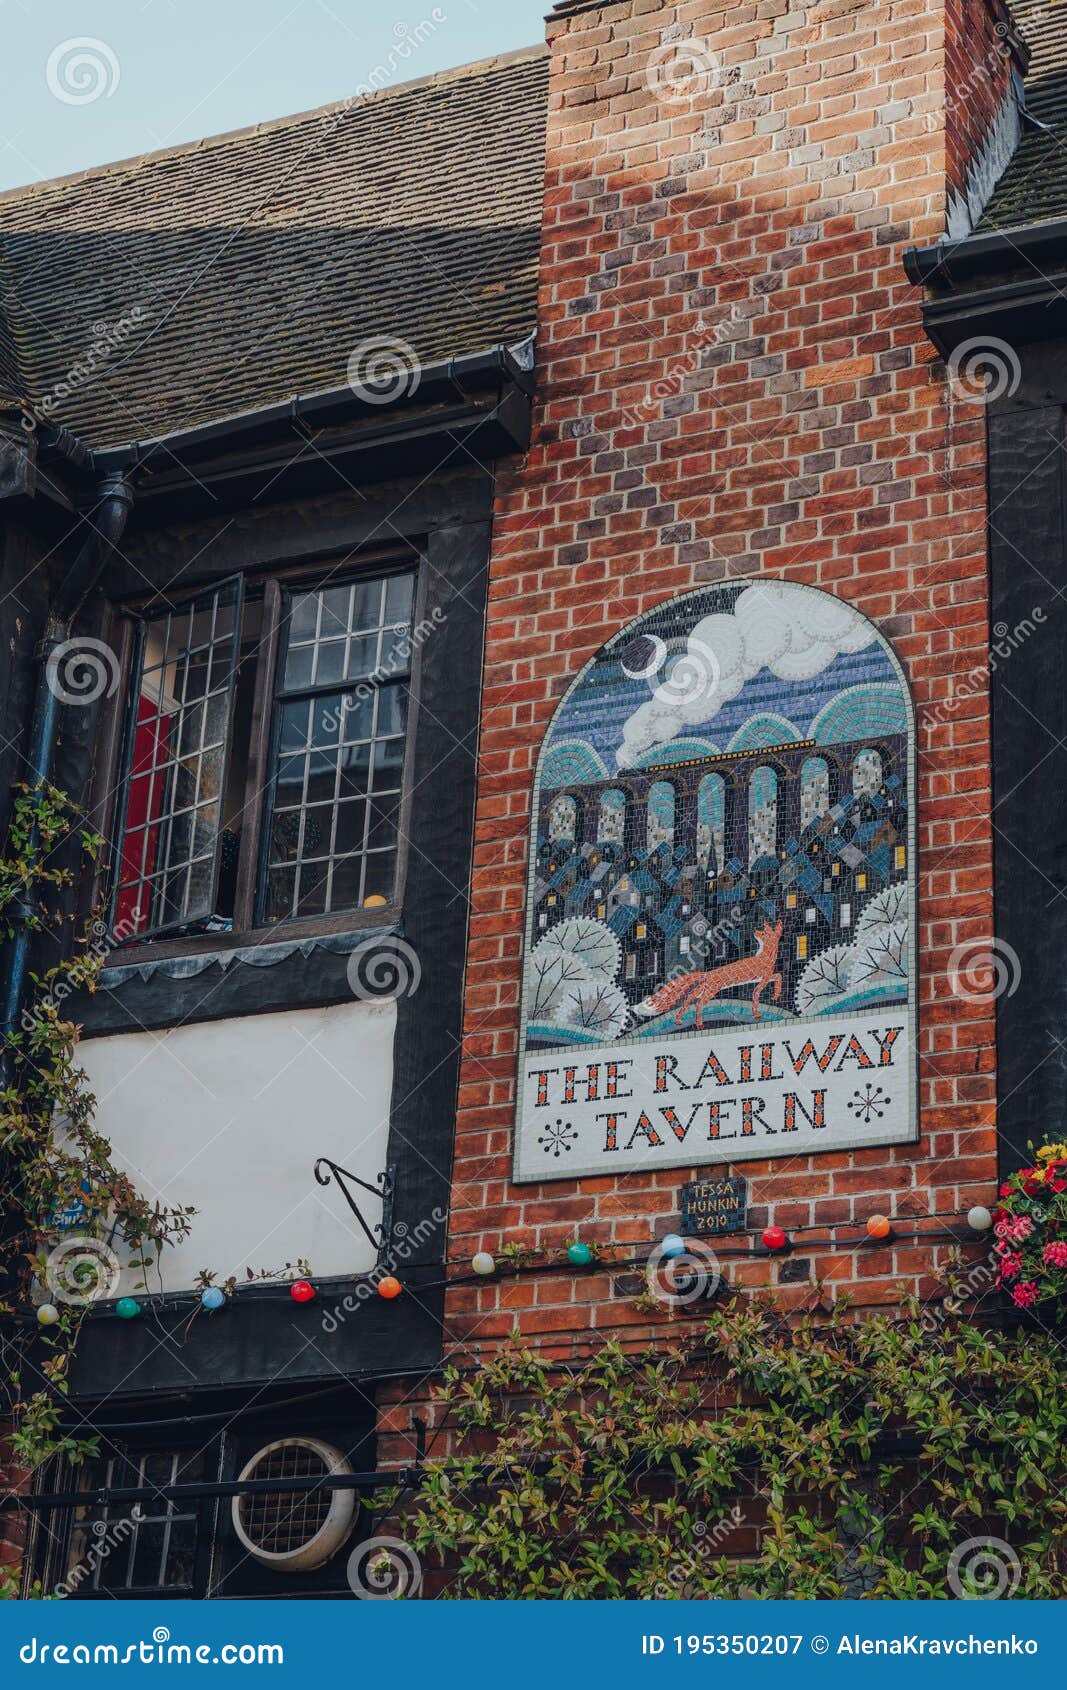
[27,1205,996,1326]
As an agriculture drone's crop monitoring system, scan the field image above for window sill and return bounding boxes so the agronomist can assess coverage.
[100,911,399,988]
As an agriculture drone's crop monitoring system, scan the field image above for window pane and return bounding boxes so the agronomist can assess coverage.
[377,684,407,739]
[313,639,347,688]
[352,579,384,630]
[282,574,410,690]
[320,583,354,638]
[367,791,400,853]
[57,1444,211,1598]
[372,736,404,786]
[284,643,314,690]
[385,573,414,625]
[113,579,242,940]
[309,699,342,751]
[329,854,363,909]
[304,765,336,808]
[347,632,380,679]
[163,1517,197,1590]
[129,1521,168,1590]
[363,851,397,904]
[340,693,375,744]
[143,1452,176,1492]
[333,800,367,857]
[338,743,371,799]
[265,866,296,921]
[175,697,206,760]
[295,860,329,918]
[262,572,412,922]
[279,699,312,753]
[269,810,303,863]
[288,592,320,643]
[185,853,216,919]
[300,804,332,860]
[275,755,305,808]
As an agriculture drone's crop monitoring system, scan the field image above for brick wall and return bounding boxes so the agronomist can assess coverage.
[380,0,1002,1465]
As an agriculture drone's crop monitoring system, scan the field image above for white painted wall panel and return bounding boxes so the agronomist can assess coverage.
[77,1000,397,1294]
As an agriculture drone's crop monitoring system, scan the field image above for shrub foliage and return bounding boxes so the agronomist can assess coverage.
[404,1299,1067,1598]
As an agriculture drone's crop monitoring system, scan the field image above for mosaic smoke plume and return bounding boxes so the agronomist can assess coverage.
[616,582,875,768]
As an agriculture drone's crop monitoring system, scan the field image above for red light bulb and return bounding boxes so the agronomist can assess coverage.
[378,1276,402,1300]
[290,1279,315,1303]
[761,1226,788,1252]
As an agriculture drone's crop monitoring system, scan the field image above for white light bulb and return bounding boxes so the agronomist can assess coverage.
[471,1252,496,1276]
[967,1206,993,1232]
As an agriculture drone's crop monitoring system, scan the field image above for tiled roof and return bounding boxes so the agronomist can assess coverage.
[0,244,18,405]
[0,47,548,450]
[979,0,1067,231]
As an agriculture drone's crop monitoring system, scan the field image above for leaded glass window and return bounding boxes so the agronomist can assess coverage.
[108,562,415,944]
[262,572,413,922]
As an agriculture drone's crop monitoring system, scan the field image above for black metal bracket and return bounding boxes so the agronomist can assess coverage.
[314,1159,395,1267]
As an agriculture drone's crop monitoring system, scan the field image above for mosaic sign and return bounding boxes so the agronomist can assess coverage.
[514,580,917,1183]
[680,1175,748,1237]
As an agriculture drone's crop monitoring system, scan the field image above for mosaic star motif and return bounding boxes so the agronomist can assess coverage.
[847,1084,890,1123]
[538,1118,579,1157]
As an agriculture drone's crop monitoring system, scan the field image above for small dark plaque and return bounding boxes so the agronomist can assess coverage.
[680,1176,748,1237]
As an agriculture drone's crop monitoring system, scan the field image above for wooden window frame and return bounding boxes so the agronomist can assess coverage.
[91,544,423,968]
[30,1438,222,1601]
[107,573,247,944]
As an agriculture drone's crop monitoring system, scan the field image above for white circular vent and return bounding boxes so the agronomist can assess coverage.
[231,1438,356,1572]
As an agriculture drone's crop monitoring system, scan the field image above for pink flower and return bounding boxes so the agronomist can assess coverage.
[995,1217,1033,1245]
[1011,1281,1040,1308]
[998,1252,1023,1279]
[1042,1241,1067,1269]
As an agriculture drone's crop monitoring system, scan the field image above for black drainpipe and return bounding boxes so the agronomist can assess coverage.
[0,471,135,1047]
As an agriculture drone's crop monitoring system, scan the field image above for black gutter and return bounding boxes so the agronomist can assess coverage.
[92,343,534,475]
[903,216,1067,291]
[34,424,95,478]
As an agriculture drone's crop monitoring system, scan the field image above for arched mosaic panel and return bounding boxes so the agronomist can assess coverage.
[646,780,676,852]
[800,756,830,831]
[748,765,779,865]
[853,746,884,799]
[597,787,626,846]
[515,580,917,1182]
[696,773,726,871]
[547,793,578,843]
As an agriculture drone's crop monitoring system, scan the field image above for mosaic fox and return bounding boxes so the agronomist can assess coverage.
[639,920,784,1029]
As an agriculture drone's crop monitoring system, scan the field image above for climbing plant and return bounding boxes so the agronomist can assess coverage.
[0,784,193,1490]
[402,1293,1067,1598]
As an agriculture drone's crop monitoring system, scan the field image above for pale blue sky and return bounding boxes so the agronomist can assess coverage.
[0,0,549,194]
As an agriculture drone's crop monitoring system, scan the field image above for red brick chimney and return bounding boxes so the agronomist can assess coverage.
[439,0,1001,1361]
